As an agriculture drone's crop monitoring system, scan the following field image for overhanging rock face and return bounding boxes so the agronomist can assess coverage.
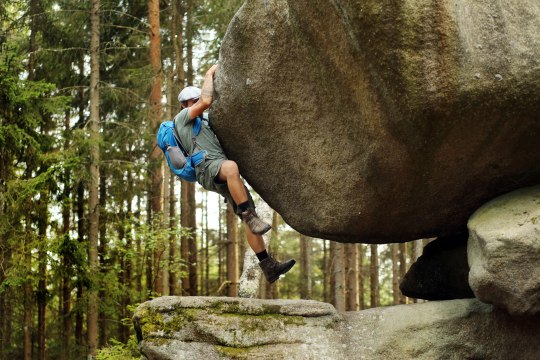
[133,297,540,359]
[211,0,540,243]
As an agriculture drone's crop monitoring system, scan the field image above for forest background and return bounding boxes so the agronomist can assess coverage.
[0,1,428,359]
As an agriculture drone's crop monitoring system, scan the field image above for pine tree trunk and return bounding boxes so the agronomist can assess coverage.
[218,198,224,292]
[346,244,359,311]
[226,204,239,297]
[136,196,143,295]
[391,243,400,305]
[75,59,86,354]
[0,155,6,359]
[329,241,336,306]
[24,223,32,360]
[75,182,85,352]
[183,0,197,294]
[333,242,346,312]
[60,111,72,360]
[180,182,190,295]
[123,166,134,340]
[37,191,48,360]
[165,73,177,296]
[173,0,185,87]
[87,0,101,356]
[188,187,197,296]
[205,191,210,296]
[322,240,328,303]
[185,0,194,85]
[162,158,170,295]
[117,203,126,343]
[198,189,204,294]
[358,244,365,310]
[168,155,178,295]
[370,244,379,308]
[98,173,107,346]
[28,2,41,358]
[148,0,164,296]
[299,235,312,299]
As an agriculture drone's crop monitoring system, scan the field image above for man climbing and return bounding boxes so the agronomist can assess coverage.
[173,64,295,284]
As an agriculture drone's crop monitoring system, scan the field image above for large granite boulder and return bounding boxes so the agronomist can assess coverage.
[468,185,540,315]
[211,0,540,243]
[133,296,342,359]
[133,296,540,359]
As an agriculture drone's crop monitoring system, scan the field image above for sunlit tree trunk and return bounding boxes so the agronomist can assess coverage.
[346,244,359,311]
[358,244,365,310]
[300,235,312,299]
[370,244,379,308]
[218,198,224,291]
[148,0,164,296]
[334,242,346,312]
[226,204,238,297]
[329,241,335,306]
[322,240,328,303]
[87,0,101,356]
[391,243,400,305]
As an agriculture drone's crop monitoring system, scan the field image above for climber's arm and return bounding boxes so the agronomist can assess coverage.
[188,64,218,120]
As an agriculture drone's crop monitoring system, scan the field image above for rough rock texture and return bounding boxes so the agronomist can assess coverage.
[468,185,540,316]
[400,235,474,300]
[211,0,540,243]
[133,296,343,359]
[134,297,540,359]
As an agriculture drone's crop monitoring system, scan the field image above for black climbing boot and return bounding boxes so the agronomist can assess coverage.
[241,207,271,235]
[259,254,296,283]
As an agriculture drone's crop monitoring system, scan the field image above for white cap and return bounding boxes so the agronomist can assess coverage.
[178,86,201,102]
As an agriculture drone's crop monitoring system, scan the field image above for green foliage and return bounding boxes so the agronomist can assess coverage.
[96,336,140,360]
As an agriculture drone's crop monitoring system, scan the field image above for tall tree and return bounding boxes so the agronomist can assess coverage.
[334,242,346,312]
[87,0,101,356]
[370,244,379,308]
[226,204,238,297]
[358,244,366,310]
[391,243,400,305]
[346,244,359,311]
[182,0,198,296]
[148,0,164,295]
[299,235,312,299]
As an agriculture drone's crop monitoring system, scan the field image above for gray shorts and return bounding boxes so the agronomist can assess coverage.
[196,158,254,216]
